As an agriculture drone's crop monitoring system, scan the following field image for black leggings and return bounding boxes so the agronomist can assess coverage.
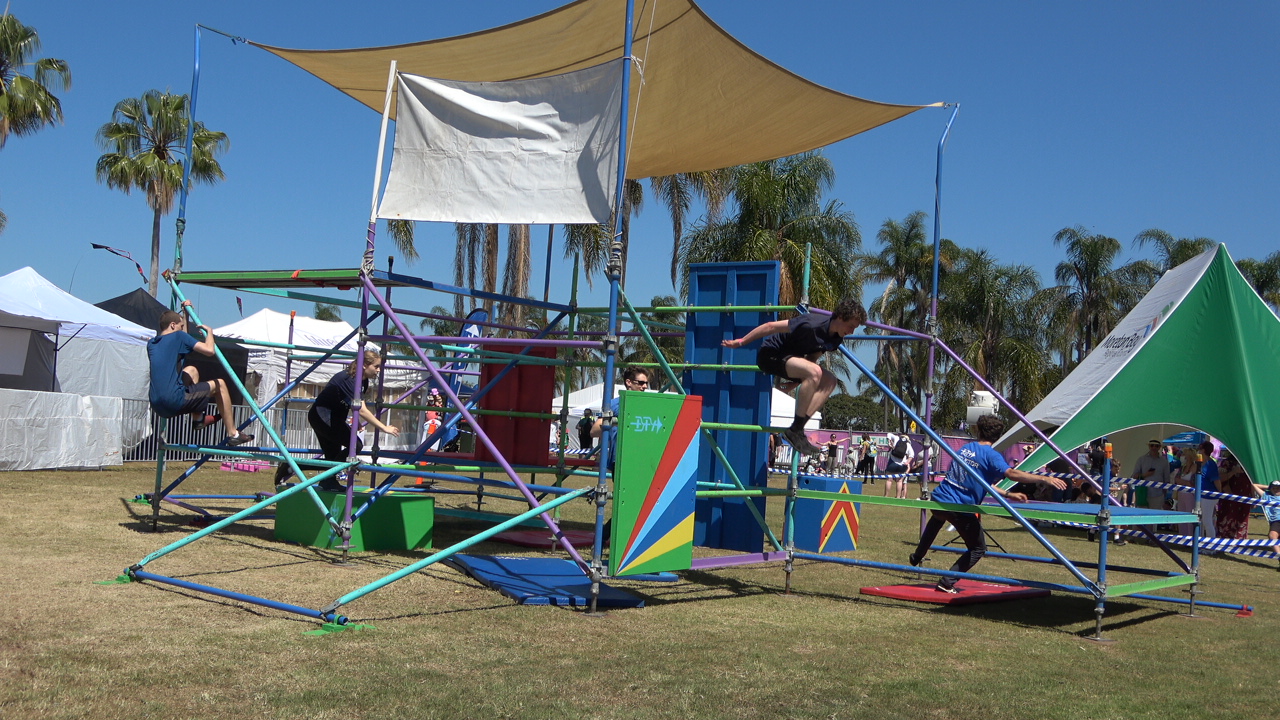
[309,409,363,463]
[914,510,987,589]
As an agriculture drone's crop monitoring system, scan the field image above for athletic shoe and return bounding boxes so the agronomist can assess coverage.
[935,583,958,594]
[192,414,220,429]
[225,434,255,446]
[782,427,820,456]
[274,463,294,487]
[908,553,922,567]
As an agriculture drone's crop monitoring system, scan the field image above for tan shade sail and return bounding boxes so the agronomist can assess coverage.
[252,0,940,179]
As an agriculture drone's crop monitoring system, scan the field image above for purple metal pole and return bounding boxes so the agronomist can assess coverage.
[368,335,599,349]
[361,277,588,569]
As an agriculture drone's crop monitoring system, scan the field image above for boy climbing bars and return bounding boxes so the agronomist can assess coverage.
[147,300,254,446]
[721,299,866,456]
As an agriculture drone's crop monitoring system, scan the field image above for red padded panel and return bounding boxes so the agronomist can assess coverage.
[474,346,557,466]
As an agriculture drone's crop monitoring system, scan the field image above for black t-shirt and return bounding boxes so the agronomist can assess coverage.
[312,371,366,427]
[761,313,844,357]
[1088,447,1106,474]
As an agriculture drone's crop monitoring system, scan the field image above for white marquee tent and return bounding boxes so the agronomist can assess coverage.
[551,383,819,450]
[214,308,426,407]
[0,267,154,469]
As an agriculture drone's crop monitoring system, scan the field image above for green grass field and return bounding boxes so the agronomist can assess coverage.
[2,464,1275,719]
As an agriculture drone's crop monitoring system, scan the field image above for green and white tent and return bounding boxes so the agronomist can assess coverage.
[1001,244,1280,484]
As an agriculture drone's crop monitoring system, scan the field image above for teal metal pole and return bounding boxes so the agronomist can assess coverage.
[133,464,348,568]
[331,486,591,608]
[163,276,338,526]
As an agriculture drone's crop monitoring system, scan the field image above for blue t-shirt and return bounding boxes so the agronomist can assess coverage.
[1199,458,1219,492]
[1262,497,1280,524]
[933,442,1010,506]
[147,332,198,416]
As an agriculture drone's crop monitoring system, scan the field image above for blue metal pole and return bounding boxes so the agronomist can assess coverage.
[171,24,203,289]
[836,344,1098,592]
[591,0,637,610]
[130,570,347,624]
[921,104,959,495]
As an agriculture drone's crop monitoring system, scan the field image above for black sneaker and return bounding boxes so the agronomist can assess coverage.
[192,413,220,429]
[908,553,922,567]
[274,463,294,487]
[935,583,958,594]
[782,427,820,456]
[225,434,255,447]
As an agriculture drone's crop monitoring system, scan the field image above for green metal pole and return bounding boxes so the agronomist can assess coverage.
[801,242,812,305]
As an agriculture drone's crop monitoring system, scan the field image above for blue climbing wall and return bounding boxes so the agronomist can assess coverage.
[685,262,779,552]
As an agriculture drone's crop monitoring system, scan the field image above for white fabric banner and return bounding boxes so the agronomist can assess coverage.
[377,59,624,225]
[0,389,123,470]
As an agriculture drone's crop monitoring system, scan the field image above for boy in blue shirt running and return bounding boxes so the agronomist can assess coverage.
[908,414,1065,593]
[147,301,253,446]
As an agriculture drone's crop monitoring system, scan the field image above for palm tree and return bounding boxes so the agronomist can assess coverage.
[499,224,532,332]
[1048,226,1158,364]
[454,223,484,317]
[650,170,732,287]
[677,151,861,310]
[563,179,645,288]
[939,248,1053,415]
[0,13,71,148]
[313,303,342,322]
[862,211,958,418]
[95,90,228,297]
[384,220,420,263]
[1132,228,1214,272]
[618,295,684,382]
[1236,251,1280,311]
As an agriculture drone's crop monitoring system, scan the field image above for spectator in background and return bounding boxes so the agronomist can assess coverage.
[1198,440,1221,541]
[1132,439,1171,510]
[883,431,915,499]
[1212,450,1258,541]
[824,434,841,474]
[856,433,876,483]
[1174,445,1202,535]
[576,408,595,452]
[1088,439,1108,476]
[1261,481,1280,566]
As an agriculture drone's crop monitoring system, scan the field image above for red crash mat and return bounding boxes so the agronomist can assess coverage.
[860,579,1051,605]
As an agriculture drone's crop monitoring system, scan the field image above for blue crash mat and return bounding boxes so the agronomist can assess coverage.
[446,555,645,608]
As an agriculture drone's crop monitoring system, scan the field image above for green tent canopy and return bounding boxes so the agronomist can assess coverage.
[1002,244,1280,485]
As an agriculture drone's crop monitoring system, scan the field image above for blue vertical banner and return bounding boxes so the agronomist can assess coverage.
[685,262,779,552]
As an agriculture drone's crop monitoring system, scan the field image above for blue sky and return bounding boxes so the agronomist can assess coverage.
[3,1,1277,330]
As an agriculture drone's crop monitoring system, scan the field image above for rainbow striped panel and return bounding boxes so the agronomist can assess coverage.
[610,392,702,577]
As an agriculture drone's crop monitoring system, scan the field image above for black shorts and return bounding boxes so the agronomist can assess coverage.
[164,382,213,417]
[757,346,798,381]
